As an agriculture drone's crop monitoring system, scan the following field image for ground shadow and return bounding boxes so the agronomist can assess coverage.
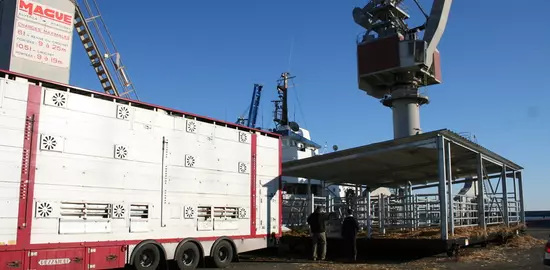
[239,238,448,265]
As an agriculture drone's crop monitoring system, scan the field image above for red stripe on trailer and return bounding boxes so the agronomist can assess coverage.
[16,84,42,248]
[250,133,257,236]
[278,138,283,237]
[0,235,269,269]
[17,234,269,250]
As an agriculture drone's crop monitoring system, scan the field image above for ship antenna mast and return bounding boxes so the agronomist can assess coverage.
[272,72,296,129]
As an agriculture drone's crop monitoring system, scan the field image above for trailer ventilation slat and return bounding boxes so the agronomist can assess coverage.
[130,204,149,219]
[197,206,212,220]
[60,202,111,219]
[213,207,238,219]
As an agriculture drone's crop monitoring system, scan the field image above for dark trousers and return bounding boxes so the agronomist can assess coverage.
[343,236,357,260]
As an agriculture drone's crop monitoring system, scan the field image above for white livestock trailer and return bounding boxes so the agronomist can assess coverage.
[0,69,282,270]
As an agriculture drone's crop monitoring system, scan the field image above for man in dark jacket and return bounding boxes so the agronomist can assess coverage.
[341,208,360,261]
[307,206,330,261]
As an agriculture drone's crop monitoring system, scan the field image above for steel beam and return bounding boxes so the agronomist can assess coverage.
[379,194,386,234]
[366,188,372,238]
[502,165,509,226]
[446,139,512,169]
[477,153,486,230]
[437,135,449,240]
[517,171,525,224]
[512,171,517,201]
[445,140,454,235]
[283,138,436,173]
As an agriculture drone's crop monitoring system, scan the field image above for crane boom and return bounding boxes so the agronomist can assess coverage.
[236,84,263,128]
[247,84,263,128]
[70,0,139,100]
[423,0,453,69]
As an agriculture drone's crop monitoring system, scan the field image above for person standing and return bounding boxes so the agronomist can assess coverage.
[307,206,330,261]
[341,208,360,261]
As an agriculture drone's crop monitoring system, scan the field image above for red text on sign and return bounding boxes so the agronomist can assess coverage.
[19,0,73,25]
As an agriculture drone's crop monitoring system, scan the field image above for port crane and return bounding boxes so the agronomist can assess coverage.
[351,0,454,196]
[69,0,139,100]
[353,0,452,139]
[236,84,264,128]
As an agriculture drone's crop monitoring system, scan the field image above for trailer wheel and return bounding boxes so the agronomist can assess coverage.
[132,243,161,270]
[175,242,201,269]
[211,240,234,268]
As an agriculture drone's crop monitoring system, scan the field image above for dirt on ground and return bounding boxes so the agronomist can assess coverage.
[294,235,546,270]
[225,229,549,270]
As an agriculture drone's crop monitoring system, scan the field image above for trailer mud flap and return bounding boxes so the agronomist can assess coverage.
[0,251,24,269]
[29,248,86,270]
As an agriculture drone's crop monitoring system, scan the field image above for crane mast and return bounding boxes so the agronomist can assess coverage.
[70,0,139,100]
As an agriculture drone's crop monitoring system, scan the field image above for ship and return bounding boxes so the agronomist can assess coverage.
[236,72,391,229]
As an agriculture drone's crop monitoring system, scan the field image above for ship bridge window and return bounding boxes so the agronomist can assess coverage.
[284,139,306,152]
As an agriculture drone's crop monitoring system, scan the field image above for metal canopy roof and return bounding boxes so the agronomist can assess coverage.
[282,129,523,188]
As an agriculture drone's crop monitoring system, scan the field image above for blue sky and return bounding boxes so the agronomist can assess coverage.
[68,0,550,210]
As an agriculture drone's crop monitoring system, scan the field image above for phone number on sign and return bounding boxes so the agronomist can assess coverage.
[37,40,68,52]
[17,29,68,53]
[15,43,64,65]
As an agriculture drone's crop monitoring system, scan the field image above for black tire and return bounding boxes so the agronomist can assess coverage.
[211,240,234,268]
[132,243,161,270]
[175,242,201,269]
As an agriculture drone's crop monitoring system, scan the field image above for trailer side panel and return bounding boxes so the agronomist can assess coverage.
[0,70,282,269]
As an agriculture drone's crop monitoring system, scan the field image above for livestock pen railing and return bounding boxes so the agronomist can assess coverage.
[282,194,326,228]
[282,192,523,237]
